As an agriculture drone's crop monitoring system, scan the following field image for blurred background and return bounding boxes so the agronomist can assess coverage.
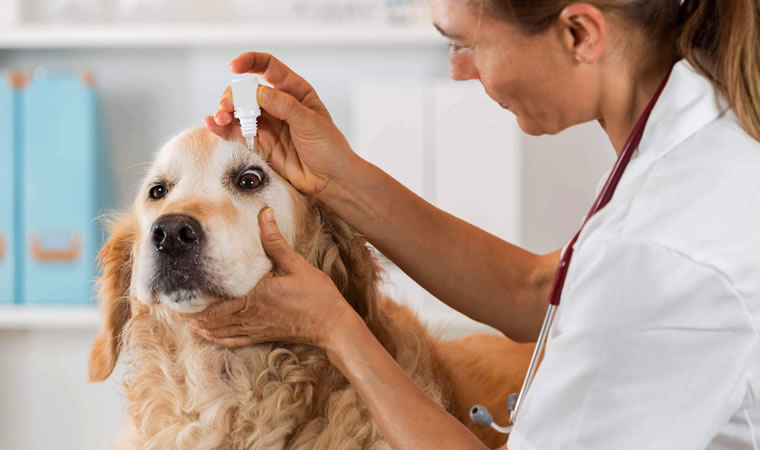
[0,0,614,448]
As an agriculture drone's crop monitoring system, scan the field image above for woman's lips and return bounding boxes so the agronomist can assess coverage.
[498,102,509,110]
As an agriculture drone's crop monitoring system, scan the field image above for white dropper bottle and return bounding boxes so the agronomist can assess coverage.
[231,77,261,150]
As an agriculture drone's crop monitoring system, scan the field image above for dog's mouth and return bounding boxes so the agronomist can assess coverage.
[149,261,231,309]
[150,261,205,294]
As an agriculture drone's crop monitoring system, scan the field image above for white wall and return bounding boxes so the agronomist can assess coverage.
[0,327,127,450]
[354,78,522,337]
[522,123,615,253]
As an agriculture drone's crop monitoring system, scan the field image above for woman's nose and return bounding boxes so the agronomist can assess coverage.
[449,55,479,81]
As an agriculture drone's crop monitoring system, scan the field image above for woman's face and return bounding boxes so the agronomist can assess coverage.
[429,0,600,136]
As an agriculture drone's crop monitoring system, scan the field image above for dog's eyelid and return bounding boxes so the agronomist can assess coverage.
[242,167,264,179]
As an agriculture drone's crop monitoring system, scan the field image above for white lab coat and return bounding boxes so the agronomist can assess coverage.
[508,60,760,449]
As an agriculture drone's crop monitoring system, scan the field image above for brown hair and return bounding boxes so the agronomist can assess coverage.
[472,0,760,142]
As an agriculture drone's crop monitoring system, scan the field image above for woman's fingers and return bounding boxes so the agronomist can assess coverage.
[182,296,247,329]
[230,52,318,105]
[202,334,253,349]
[258,207,304,274]
[214,110,233,126]
[218,86,233,112]
[256,116,290,170]
[260,109,285,136]
[205,115,230,138]
[257,85,316,131]
[202,324,247,339]
[204,115,244,142]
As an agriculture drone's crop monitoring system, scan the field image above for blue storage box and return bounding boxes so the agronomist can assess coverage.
[21,74,99,305]
[0,73,15,304]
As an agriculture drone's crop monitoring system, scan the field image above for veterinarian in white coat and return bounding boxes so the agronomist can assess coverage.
[187,0,760,448]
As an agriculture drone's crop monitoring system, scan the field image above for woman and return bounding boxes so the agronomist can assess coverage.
[186,0,760,448]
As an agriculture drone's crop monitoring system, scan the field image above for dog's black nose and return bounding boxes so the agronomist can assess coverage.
[151,214,204,254]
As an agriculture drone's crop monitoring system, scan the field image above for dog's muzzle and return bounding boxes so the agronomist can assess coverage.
[150,214,207,298]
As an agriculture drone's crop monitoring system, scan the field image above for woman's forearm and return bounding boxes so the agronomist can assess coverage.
[321,157,558,342]
[327,311,490,450]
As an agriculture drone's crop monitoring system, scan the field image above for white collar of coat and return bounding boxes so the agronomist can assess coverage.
[624,59,730,178]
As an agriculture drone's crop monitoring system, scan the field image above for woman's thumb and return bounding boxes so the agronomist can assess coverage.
[258,207,301,273]
[257,85,314,129]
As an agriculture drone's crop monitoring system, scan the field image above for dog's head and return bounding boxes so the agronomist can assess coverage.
[132,128,306,312]
[89,128,387,381]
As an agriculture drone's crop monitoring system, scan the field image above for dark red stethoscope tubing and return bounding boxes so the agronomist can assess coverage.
[547,68,674,307]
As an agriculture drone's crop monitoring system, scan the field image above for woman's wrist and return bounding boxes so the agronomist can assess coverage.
[324,304,367,370]
[315,151,371,209]
[321,294,489,450]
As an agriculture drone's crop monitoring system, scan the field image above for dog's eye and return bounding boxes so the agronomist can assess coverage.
[237,168,265,191]
[149,184,168,200]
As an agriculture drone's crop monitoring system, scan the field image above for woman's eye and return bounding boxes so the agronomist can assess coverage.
[149,184,168,200]
[449,42,470,52]
[237,168,265,190]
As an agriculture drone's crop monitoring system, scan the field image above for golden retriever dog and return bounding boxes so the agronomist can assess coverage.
[89,128,534,449]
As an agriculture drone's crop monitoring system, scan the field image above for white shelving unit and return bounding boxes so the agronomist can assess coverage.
[0,305,100,329]
[0,24,443,48]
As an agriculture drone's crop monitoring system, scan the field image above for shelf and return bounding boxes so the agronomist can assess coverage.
[0,305,100,330]
[0,24,445,49]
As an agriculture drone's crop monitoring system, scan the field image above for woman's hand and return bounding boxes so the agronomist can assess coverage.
[177,207,358,350]
[206,52,360,198]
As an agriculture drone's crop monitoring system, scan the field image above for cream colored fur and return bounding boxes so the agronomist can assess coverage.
[90,128,458,449]
[114,298,448,450]
[91,128,532,449]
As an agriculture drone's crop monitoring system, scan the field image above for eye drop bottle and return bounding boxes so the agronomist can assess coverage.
[231,78,261,150]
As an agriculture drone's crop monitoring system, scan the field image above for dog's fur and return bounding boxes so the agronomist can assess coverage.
[89,128,533,449]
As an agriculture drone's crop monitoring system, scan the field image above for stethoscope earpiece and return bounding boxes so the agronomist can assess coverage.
[469,404,513,434]
[506,392,519,413]
[469,404,493,427]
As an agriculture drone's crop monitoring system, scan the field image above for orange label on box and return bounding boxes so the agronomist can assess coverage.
[30,233,81,263]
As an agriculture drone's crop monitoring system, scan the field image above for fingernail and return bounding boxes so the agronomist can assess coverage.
[258,86,272,105]
[263,207,275,223]
[215,111,230,126]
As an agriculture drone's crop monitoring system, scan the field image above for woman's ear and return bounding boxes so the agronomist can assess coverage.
[558,3,606,64]
[88,214,137,382]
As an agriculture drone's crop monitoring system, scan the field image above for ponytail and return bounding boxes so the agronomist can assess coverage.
[678,0,760,141]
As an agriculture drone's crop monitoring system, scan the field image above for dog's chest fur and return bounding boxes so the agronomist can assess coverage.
[120,303,449,450]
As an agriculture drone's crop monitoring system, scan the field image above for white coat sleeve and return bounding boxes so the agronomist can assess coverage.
[507,239,756,450]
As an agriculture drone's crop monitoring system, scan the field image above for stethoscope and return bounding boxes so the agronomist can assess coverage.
[470,66,674,435]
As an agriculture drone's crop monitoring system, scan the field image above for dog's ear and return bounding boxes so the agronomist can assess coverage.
[301,203,394,353]
[88,214,136,382]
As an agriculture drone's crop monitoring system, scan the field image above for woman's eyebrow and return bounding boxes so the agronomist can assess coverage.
[433,23,465,40]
